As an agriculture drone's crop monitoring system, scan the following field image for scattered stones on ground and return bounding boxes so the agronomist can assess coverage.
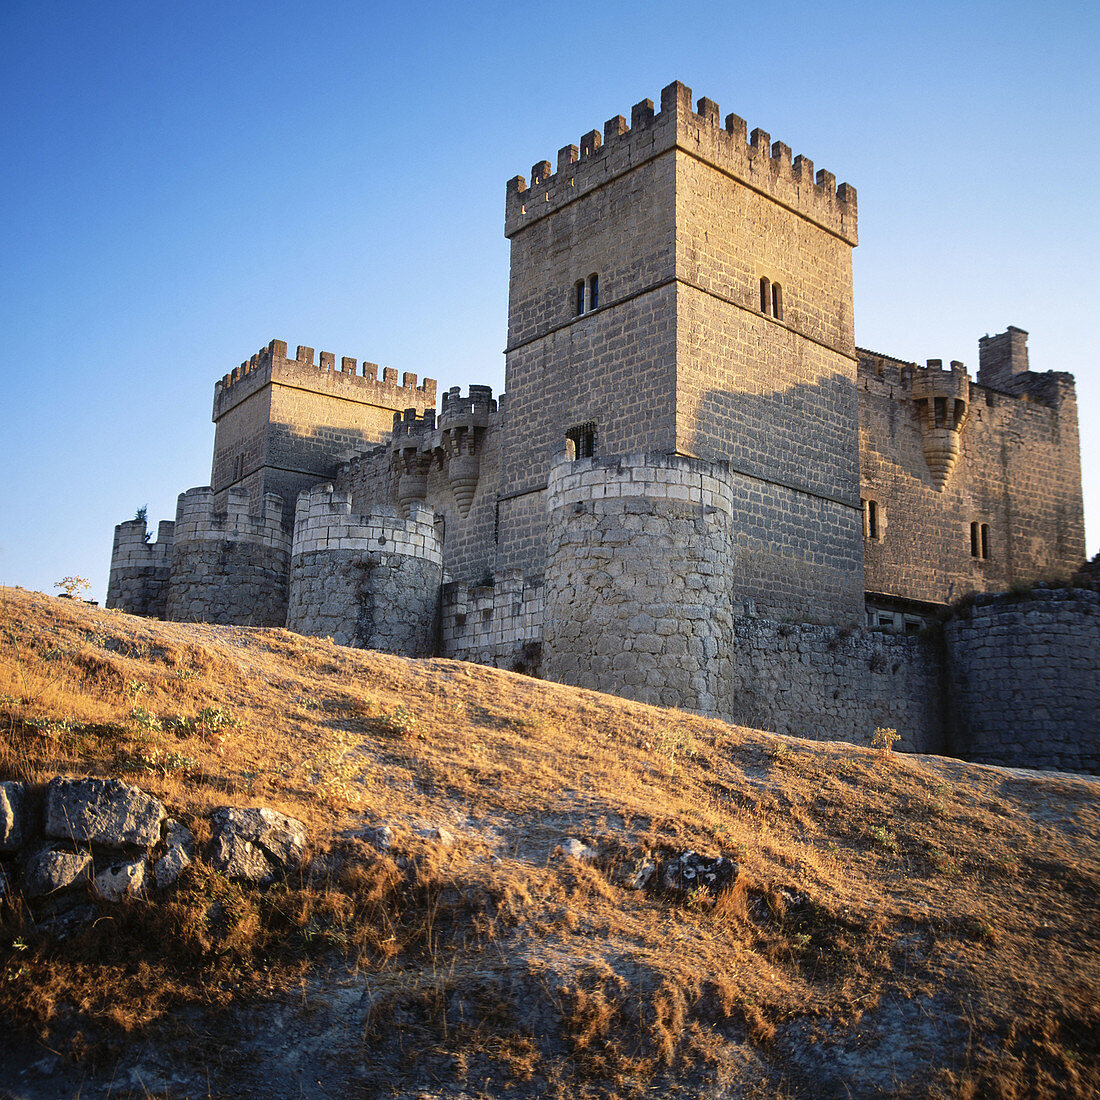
[558,837,596,861]
[23,847,93,898]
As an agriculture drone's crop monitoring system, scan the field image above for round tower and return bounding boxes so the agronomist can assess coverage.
[165,487,290,626]
[543,453,736,712]
[287,485,443,656]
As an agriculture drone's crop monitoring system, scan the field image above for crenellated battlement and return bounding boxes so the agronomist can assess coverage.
[505,81,856,243]
[440,384,497,427]
[213,338,437,419]
[111,517,175,569]
[390,407,438,444]
[172,486,289,551]
[291,484,442,565]
[106,517,176,617]
[910,359,971,403]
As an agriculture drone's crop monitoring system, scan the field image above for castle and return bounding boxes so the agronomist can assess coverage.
[108,82,1098,773]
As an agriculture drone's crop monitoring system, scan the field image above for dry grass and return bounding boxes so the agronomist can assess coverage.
[0,585,1098,1098]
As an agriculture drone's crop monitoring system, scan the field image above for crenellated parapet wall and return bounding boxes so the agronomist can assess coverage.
[505,80,856,244]
[213,338,437,421]
[287,485,442,655]
[543,453,736,712]
[441,570,544,673]
[165,487,291,626]
[944,587,1100,773]
[106,518,175,618]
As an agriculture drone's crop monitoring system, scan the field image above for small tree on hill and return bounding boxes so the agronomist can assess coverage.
[54,576,91,600]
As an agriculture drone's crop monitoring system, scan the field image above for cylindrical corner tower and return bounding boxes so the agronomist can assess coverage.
[543,454,735,712]
[287,485,443,656]
[165,487,291,626]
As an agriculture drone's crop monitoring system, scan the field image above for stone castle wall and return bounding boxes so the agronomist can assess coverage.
[859,348,1085,606]
[716,619,946,752]
[165,487,290,626]
[286,486,442,656]
[944,588,1100,773]
[441,571,544,672]
[106,518,175,618]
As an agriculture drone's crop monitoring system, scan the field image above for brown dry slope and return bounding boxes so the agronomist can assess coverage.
[0,585,1097,1099]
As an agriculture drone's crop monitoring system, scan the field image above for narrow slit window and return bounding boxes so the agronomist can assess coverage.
[771,281,783,320]
[587,273,599,310]
[760,276,771,314]
[970,522,980,558]
[573,280,585,316]
[980,523,990,560]
[863,499,880,540]
[934,396,947,428]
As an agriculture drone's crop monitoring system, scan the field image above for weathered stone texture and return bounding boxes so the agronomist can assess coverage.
[165,486,290,626]
[287,486,443,655]
[209,806,307,883]
[45,777,166,848]
[716,619,946,752]
[944,588,1100,773]
[860,350,1085,606]
[0,781,26,852]
[441,571,544,672]
[544,454,736,713]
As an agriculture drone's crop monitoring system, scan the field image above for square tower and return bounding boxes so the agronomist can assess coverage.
[500,81,863,621]
[211,339,436,522]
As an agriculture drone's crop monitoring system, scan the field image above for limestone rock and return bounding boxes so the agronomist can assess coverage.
[45,777,165,848]
[623,858,656,890]
[209,806,306,883]
[0,781,26,852]
[153,819,195,888]
[363,824,394,851]
[558,837,596,861]
[24,848,93,897]
[659,850,738,896]
[94,856,147,902]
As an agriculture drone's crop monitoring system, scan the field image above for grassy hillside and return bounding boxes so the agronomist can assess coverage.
[1,586,1098,1099]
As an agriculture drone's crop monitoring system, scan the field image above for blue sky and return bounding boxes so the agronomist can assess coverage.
[2,0,1098,603]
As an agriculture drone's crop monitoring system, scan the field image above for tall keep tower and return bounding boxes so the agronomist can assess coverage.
[501,81,863,621]
[211,339,436,521]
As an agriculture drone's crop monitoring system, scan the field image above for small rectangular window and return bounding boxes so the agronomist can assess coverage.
[573,280,585,316]
[587,273,599,310]
[760,276,770,313]
[970,521,980,557]
[980,523,990,560]
[567,421,597,460]
[771,282,783,320]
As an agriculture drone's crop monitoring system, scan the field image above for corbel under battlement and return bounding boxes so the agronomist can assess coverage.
[505,81,857,243]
